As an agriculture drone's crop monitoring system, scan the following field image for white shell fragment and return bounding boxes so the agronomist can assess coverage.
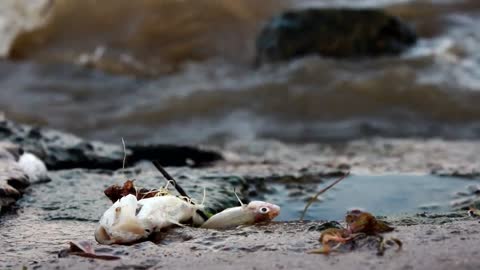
[18,152,48,182]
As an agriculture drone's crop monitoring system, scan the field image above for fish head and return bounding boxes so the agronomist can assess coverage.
[246,201,281,223]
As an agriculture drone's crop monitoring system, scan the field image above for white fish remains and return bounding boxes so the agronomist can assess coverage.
[201,191,280,230]
[95,174,281,244]
[201,200,281,230]
[137,195,205,231]
[95,194,205,244]
[95,194,148,245]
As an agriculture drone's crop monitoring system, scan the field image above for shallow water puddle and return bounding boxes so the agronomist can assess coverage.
[255,175,479,221]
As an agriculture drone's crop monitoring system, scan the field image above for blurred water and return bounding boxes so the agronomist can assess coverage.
[0,0,479,144]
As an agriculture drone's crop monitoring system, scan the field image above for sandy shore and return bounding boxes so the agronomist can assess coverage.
[1,137,480,269]
[25,218,480,270]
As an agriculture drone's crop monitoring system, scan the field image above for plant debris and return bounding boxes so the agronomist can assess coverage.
[58,241,120,260]
[346,210,394,234]
[308,210,401,255]
[308,228,354,254]
[468,206,480,223]
[300,171,349,221]
[104,179,159,203]
[468,206,480,217]
[95,161,281,245]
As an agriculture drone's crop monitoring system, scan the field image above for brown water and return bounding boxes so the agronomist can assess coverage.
[1,0,480,145]
[4,0,288,73]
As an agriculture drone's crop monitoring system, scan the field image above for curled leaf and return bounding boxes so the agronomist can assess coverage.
[60,241,121,261]
[468,206,480,218]
[104,180,157,202]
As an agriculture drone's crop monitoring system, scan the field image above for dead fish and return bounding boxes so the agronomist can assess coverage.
[95,194,149,245]
[136,195,205,231]
[201,191,280,229]
[95,194,206,244]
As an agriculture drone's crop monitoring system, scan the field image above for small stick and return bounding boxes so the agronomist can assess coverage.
[233,188,244,207]
[300,171,350,221]
[152,160,189,198]
[151,160,209,221]
[121,138,127,170]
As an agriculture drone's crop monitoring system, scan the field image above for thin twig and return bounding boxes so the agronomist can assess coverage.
[121,138,128,182]
[152,160,189,198]
[300,171,350,221]
[201,186,206,206]
[121,138,127,170]
[233,187,244,207]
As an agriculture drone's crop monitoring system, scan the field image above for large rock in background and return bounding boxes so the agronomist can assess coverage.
[0,119,222,170]
[255,8,417,64]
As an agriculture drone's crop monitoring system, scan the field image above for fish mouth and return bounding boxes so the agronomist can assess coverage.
[268,205,281,220]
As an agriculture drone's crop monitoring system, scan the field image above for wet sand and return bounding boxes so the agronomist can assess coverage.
[0,138,479,269]
[15,219,480,270]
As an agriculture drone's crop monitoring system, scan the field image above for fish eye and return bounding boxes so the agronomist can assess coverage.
[260,207,269,214]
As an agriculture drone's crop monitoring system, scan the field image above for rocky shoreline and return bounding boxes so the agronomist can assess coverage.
[0,119,225,212]
[0,120,222,171]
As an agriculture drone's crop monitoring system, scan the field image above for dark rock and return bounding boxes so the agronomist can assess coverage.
[0,120,125,170]
[255,8,417,64]
[0,120,223,170]
[129,144,223,168]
